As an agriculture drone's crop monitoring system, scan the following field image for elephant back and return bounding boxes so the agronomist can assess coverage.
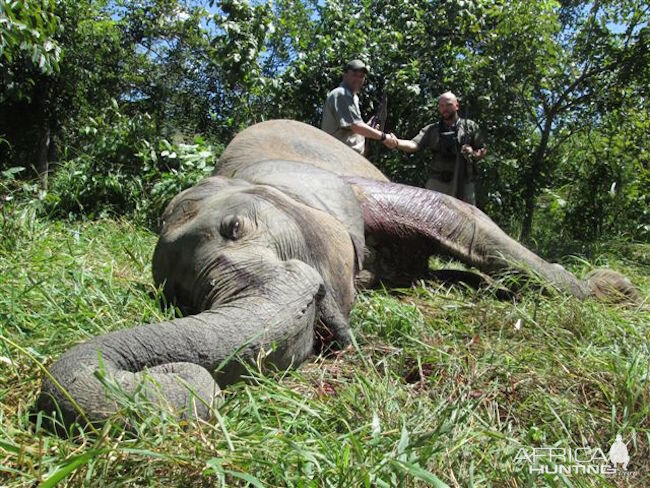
[215,120,388,182]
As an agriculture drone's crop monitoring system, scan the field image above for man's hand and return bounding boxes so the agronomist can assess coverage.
[475,147,488,160]
[382,134,419,153]
[461,144,474,158]
[383,133,398,149]
[461,144,488,161]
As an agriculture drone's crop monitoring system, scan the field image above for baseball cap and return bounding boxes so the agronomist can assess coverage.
[344,59,369,74]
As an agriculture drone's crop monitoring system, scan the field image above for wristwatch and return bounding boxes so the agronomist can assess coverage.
[380,132,386,141]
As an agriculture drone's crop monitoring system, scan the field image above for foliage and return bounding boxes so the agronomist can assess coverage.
[0,0,648,240]
[0,0,126,176]
[0,0,62,90]
[143,136,222,225]
[524,99,650,257]
[259,0,649,242]
[114,0,220,137]
[209,0,275,131]
[45,102,220,226]
[0,212,648,486]
[560,106,650,242]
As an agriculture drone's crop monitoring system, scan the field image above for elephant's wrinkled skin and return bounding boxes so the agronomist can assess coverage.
[37,120,638,432]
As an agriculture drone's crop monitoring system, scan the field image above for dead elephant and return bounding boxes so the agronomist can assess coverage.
[37,120,638,433]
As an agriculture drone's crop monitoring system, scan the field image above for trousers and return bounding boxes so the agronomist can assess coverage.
[425,176,476,206]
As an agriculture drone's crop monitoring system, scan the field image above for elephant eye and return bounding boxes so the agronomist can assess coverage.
[220,215,242,240]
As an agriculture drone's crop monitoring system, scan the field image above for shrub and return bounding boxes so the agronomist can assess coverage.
[45,104,222,226]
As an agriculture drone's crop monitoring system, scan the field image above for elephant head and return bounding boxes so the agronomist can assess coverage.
[152,175,357,332]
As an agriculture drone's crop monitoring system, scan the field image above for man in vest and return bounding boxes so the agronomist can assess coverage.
[385,91,487,205]
[321,59,396,154]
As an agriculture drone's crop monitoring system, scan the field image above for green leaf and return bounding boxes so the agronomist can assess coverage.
[40,450,106,488]
[389,460,449,488]
[226,470,266,487]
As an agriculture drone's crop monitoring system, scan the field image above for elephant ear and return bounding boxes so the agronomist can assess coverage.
[153,176,255,313]
[225,159,367,273]
[160,176,250,231]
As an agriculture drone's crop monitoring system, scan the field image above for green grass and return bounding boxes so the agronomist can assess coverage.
[0,203,648,487]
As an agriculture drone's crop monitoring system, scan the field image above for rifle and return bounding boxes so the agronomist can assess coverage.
[363,92,388,156]
[450,122,464,200]
[372,91,388,132]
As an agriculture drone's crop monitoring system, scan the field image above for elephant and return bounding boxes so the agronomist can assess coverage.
[37,120,638,433]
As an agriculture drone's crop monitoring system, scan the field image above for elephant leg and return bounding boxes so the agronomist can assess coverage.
[37,259,323,433]
[347,177,590,297]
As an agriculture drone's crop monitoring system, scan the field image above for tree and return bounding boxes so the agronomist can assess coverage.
[0,0,126,181]
[462,0,648,240]
[0,0,62,82]
[1,0,647,243]
[0,0,62,179]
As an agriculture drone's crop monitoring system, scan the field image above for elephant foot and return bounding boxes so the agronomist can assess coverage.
[586,269,639,303]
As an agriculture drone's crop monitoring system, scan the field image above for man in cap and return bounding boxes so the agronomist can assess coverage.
[385,91,487,205]
[321,59,396,154]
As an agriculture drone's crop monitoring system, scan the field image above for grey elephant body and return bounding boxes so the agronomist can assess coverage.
[37,120,637,433]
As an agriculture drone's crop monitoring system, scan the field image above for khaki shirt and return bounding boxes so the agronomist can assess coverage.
[321,83,365,154]
[412,118,485,173]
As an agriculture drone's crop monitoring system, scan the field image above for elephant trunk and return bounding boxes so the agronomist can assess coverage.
[37,259,323,433]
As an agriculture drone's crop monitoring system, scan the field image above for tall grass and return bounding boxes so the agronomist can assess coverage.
[0,202,648,487]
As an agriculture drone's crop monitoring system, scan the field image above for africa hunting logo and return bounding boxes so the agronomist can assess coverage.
[609,435,630,471]
[515,435,635,476]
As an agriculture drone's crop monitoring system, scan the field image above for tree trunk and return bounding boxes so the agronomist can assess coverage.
[36,126,51,189]
[521,119,553,241]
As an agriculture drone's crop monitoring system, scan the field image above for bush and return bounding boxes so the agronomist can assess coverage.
[140,137,222,227]
[45,104,222,227]
[528,108,650,255]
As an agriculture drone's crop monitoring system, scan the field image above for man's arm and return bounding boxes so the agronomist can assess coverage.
[350,121,391,141]
[389,137,419,153]
[378,134,420,152]
[332,90,393,143]
[461,120,487,160]
[384,124,435,153]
